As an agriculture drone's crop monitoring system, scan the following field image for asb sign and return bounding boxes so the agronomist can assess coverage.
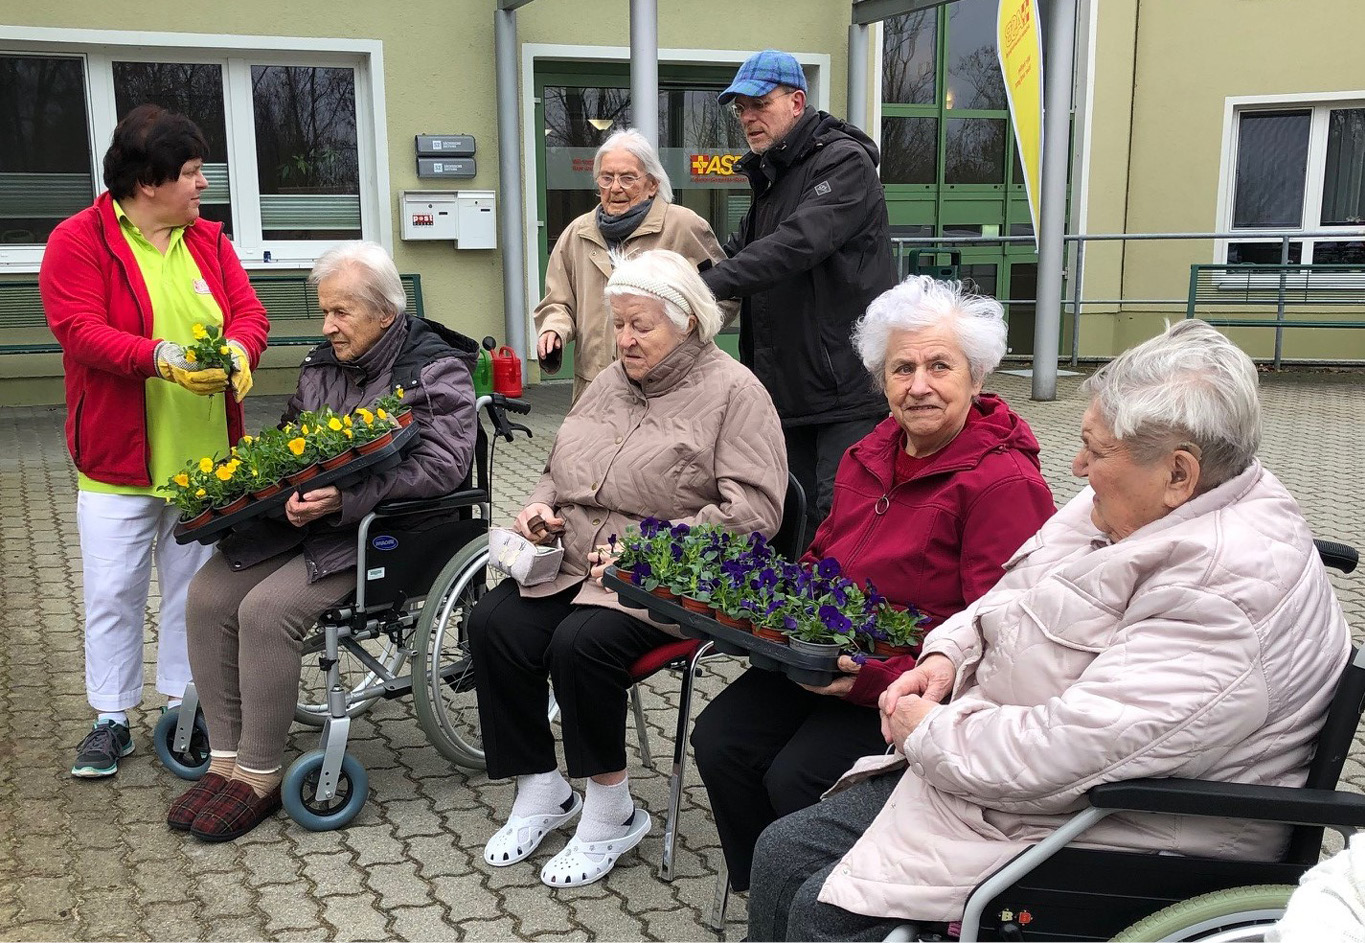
[997,0,1043,246]
[690,153,745,182]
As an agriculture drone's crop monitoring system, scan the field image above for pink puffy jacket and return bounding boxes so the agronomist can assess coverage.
[818,461,1351,922]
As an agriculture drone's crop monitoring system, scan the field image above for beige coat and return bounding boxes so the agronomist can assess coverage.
[818,462,1351,922]
[533,199,736,402]
[523,333,787,636]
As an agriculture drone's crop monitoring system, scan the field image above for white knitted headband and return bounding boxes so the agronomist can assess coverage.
[606,273,694,317]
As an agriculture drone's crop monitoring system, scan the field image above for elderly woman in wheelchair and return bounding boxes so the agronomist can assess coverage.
[466,249,787,888]
[747,320,1352,942]
[166,242,478,842]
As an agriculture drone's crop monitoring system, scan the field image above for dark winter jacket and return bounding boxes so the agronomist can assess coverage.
[799,394,1056,706]
[701,109,896,427]
[220,314,478,582]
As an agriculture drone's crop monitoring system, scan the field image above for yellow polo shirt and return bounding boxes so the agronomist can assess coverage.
[79,202,230,496]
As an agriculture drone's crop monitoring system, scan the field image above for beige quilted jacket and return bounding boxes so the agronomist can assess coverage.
[817,461,1351,922]
[532,199,735,402]
[523,333,787,635]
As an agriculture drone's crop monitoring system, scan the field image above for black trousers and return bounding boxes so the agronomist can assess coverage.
[691,666,888,891]
[748,771,907,942]
[784,417,883,542]
[467,579,672,780]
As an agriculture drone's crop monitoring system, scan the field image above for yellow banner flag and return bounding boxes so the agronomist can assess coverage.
[998,0,1044,246]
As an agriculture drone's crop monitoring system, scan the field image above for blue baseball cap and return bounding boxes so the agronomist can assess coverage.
[718,50,808,105]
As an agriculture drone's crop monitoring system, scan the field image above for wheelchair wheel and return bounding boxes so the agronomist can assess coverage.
[153,706,211,780]
[281,750,369,831]
[1111,884,1295,941]
[294,621,410,727]
[412,535,500,769]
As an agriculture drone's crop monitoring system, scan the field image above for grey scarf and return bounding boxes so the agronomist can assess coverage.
[595,198,654,248]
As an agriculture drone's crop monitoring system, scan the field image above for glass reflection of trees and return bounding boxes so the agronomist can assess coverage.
[883,10,937,105]
[251,65,359,196]
[543,86,631,148]
[113,62,230,161]
[946,118,1006,184]
[881,117,938,185]
[946,0,1006,110]
[663,89,746,150]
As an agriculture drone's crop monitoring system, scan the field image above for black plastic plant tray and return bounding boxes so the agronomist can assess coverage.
[604,567,838,686]
[173,422,420,546]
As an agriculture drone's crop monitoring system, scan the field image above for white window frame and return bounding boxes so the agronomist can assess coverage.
[0,26,391,273]
[1215,90,1365,266]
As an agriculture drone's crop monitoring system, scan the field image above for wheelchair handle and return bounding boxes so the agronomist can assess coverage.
[1315,538,1359,574]
[491,392,531,415]
[476,393,533,443]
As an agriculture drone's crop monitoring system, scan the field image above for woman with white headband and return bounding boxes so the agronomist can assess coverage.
[468,249,788,887]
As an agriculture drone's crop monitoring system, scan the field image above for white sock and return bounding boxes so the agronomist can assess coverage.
[97,711,128,727]
[575,777,635,844]
[511,769,574,819]
[166,698,182,710]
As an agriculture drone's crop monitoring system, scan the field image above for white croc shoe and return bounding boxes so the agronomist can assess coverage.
[483,793,583,867]
[539,808,651,888]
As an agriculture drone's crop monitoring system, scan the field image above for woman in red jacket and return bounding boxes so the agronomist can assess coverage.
[40,105,269,780]
[690,275,1055,894]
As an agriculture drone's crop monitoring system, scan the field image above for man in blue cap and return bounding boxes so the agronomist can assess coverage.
[700,49,894,539]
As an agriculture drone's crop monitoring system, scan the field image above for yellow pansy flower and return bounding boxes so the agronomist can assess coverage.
[343,429,353,439]
[395,386,405,399]
[192,323,208,340]
[376,408,388,420]
[173,472,190,488]
[215,465,234,481]
[195,488,207,498]
[356,408,373,424]
[185,349,197,363]
[199,457,214,473]
[219,345,231,356]
[328,417,343,431]
[288,437,306,456]
[242,435,254,445]
[343,415,352,428]
[301,424,310,435]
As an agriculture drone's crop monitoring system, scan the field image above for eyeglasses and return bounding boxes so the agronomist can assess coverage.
[596,172,642,189]
[730,89,796,118]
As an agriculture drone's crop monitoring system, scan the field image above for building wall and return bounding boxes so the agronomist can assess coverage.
[1082,0,1365,360]
[1,0,853,404]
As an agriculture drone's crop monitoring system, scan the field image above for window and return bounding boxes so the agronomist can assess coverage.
[0,31,385,270]
[0,55,93,245]
[1225,100,1365,265]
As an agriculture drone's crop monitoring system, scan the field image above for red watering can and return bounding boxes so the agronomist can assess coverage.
[490,342,523,398]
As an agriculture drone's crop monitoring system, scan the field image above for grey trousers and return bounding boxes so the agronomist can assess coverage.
[748,770,905,942]
[184,551,352,770]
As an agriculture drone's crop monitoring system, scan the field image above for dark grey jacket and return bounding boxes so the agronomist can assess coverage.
[701,109,894,427]
[220,315,478,582]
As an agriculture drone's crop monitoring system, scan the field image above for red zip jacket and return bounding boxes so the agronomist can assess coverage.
[800,393,1056,706]
[40,192,270,487]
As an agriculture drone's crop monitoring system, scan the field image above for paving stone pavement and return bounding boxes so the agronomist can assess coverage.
[1,370,1362,941]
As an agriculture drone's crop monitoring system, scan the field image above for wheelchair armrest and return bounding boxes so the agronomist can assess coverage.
[1089,777,1365,829]
[372,488,489,516]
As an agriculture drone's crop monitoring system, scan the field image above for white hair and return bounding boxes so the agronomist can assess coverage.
[603,249,723,343]
[851,275,1008,387]
[309,241,406,321]
[593,129,674,203]
[1082,319,1261,491]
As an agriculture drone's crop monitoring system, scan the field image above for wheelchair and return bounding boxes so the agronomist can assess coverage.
[881,538,1363,943]
[154,392,533,830]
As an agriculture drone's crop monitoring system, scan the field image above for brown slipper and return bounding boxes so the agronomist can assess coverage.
[168,772,230,831]
[189,779,282,842]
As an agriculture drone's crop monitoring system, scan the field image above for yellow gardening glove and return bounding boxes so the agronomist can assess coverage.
[154,341,230,396]
[225,340,253,403]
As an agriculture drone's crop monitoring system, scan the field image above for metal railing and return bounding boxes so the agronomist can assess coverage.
[891,230,1365,368]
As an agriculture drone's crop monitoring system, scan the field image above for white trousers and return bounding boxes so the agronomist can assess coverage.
[76,491,215,711]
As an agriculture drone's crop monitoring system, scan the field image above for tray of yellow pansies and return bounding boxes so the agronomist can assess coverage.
[168,389,418,546]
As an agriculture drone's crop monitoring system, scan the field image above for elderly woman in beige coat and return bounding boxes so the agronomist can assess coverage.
[748,320,1351,941]
[534,128,735,402]
[470,249,786,889]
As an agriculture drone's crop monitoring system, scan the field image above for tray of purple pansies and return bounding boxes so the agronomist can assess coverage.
[605,565,841,687]
[173,422,420,546]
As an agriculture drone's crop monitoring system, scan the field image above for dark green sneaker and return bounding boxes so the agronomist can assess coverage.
[71,720,134,778]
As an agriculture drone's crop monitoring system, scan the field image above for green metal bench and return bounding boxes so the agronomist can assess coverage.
[1187,263,1365,367]
[0,272,424,355]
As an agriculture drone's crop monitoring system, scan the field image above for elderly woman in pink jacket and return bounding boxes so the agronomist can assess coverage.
[747,320,1352,942]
